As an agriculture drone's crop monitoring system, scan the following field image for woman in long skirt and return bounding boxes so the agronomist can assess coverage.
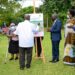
[63,7,75,65]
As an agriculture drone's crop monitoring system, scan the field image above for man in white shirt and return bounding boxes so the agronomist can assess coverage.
[14,15,39,70]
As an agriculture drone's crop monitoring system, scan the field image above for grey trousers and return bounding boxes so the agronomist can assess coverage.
[19,47,33,68]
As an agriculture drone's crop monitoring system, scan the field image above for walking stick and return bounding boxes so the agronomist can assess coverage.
[3,39,9,64]
[3,48,8,64]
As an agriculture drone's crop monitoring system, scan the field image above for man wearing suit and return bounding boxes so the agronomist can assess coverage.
[48,13,62,63]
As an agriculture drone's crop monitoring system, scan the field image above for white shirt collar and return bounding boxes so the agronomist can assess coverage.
[24,20,29,22]
[53,19,58,25]
[54,19,57,23]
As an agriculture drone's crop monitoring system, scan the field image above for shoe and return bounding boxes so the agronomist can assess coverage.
[49,60,57,63]
[20,67,24,70]
[9,58,14,60]
[56,59,59,62]
[15,57,18,60]
[26,64,30,69]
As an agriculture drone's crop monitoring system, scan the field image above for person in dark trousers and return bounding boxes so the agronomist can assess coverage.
[13,15,39,70]
[47,13,62,63]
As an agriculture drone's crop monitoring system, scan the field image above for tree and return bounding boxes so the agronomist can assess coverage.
[43,0,71,15]
[71,0,75,6]
[42,0,72,27]
[0,0,21,26]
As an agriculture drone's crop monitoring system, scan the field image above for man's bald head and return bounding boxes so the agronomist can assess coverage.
[24,15,30,20]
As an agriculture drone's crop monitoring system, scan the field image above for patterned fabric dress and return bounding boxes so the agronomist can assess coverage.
[63,18,75,65]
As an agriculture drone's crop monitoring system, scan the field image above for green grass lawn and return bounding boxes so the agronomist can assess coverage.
[0,31,75,75]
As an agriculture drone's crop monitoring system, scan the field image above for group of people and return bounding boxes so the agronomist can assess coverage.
[48,7,75,65]
[0,7,75,70]
[5,15,43,70]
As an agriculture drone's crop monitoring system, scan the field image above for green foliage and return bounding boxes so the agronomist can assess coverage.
[59,12,67,28]
[0,0,75,27]
[0,0,34,26]
[71,0,75,6]
[16,6,33,18]
[41,0,72,27]
[0,0,21,26]
[13,6,33,24]
[43,0,71,15]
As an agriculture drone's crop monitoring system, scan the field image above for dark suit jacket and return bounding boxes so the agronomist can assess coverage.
[50,19,62,41]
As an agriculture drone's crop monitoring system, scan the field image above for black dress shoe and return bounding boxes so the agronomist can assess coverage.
[15,57,18,60]
[26,64,30,69]
[9,58,14,60]
[49,60,57,63]
[20,67,24,70]
[56,59,59,62]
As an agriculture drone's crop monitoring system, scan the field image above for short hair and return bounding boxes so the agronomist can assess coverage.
[69,6,75,17]
[52,13,58,18]
[24,14,30,20]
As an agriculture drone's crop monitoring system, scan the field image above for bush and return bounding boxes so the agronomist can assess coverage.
[59,12,67,28]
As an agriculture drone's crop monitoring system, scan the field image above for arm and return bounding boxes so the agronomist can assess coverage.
[7,34,12,38]
[6,30,12,38]
[6,32,16,38]
[32,24,39,34]
[50,21,62,33]
[13,25,19,36]
[68,26,75,31]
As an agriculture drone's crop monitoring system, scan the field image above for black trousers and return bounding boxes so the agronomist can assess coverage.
[52,41,60,60]
[19,47,33,68]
